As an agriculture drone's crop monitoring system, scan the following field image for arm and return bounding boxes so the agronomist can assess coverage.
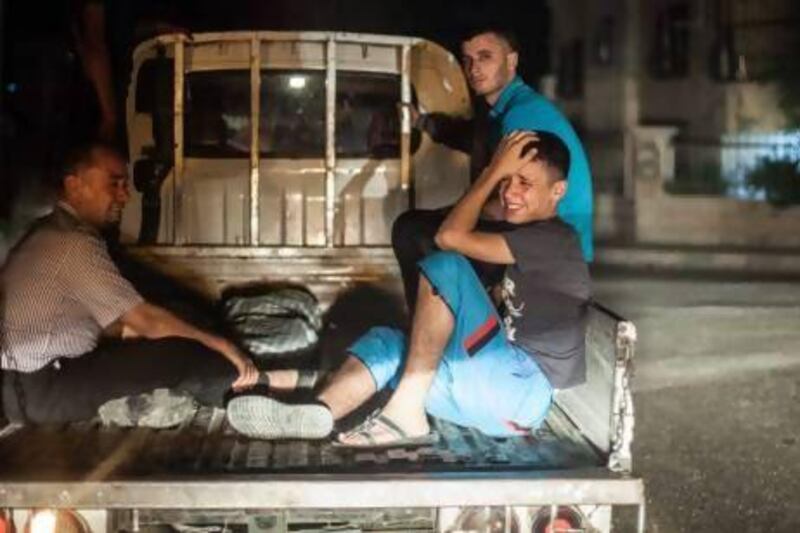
[62,234,255,391]
[435,131,538,264]
[73,2,117,141]
[418,113,475,153]
[400,103,474,153]
[120,301,259,390]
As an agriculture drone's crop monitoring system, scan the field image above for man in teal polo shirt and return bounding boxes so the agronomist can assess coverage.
[394,27,593,311]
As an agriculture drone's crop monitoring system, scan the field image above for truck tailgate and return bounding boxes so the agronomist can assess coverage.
[0,404,644,509]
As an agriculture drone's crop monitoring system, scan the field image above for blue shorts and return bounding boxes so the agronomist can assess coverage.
[348,251,553,436]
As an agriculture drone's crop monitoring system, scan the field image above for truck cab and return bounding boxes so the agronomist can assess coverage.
[121,31,472,301]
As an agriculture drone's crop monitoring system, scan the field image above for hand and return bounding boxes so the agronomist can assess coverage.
[484,131,539,183]
[397,102,420,128]
[480,195,505,221]
[138,20,194,41]
[229,350,259,391]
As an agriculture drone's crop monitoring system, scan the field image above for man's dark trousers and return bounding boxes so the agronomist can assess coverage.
[2,337,236,424]
[392,207,510,312]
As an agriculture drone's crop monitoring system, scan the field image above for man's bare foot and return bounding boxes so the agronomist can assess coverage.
[264,369,299,391]
[264,369,321,392]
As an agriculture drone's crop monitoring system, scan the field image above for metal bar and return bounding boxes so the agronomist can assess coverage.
[173,38,186,244]
[249,36,261,245]
[622,0,642,201]
[324,37,337,247]
[0,475,645,509]
[0,0,5,188]
[399,44,412,192]
[608,320,637,473]
[637,500,647,533]
[133,32,421,77]
[141,31,419,48]
[127,245,398,259]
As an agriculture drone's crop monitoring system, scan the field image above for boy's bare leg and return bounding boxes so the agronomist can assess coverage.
[340,276,453,443]
[317,356,377,419]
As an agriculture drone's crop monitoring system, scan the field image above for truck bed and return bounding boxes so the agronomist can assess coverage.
[0,403,601,481]
[0,301,642,514]
[0,404,647,514]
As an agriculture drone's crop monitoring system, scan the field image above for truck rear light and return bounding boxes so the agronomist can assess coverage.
[448,506,520,532]
[531,505,585,533]
[24,510,88,533]
[0,511,14,533]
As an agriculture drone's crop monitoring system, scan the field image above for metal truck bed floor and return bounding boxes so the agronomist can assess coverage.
[0,404,602,482]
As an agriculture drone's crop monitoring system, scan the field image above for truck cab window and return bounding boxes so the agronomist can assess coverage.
[184,71,326,158]
[336,73,400,158]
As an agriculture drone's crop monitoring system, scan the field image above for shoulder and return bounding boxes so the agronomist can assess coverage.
[12,219,95,259]
[501,88,574,134]
[513,218,576,239]
[57,226,107,257]
[39,225,116,280]
[507,84,556,114]
[505,219,582,257]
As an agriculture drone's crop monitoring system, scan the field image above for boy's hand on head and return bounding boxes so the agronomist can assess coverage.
[485,131,539,183]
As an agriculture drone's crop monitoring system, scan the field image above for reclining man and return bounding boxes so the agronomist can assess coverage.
[227,130,590,445]
[1,142,259,425]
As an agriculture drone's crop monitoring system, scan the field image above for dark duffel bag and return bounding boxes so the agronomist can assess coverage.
[222,287,323,357]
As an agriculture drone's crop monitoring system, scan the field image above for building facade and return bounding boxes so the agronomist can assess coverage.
[548,0,800,248]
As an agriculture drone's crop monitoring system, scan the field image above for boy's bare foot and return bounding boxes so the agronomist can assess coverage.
[336,410,437,448]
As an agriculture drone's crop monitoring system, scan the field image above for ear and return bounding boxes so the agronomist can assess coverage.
[63,174,81,194]
[551,179,567,202]
[507,51,519,73]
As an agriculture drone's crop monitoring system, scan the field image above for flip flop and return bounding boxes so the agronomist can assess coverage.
[334,413,439,449]
[226,394,333,440]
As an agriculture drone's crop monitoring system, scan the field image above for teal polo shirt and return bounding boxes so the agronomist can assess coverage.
[488,77,594,261]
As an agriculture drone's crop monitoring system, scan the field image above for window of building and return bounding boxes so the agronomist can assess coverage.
[557,39,584,99]
[710,0,800,82]
[651,2,690,78]
[593,16,615,66]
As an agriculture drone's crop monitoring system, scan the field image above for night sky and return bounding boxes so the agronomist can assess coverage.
[1,0,549,88]
[0,0,549,217]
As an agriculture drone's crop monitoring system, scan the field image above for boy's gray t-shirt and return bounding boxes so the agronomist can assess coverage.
[500,218,590,388]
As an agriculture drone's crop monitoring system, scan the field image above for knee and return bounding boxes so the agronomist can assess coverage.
[392,208,425,234]
[420,251,471,279]
[348,327,406,389]
[391,210,436,253]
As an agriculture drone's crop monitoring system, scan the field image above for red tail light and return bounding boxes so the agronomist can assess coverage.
[531,506,585,533]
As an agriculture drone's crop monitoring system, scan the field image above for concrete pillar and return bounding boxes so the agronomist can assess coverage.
[632,126,679,189]
[622,0,643,200]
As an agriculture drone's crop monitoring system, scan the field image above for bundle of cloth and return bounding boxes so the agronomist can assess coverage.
[221,287,323,358]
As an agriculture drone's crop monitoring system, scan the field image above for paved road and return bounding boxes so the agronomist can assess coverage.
[594,272,800,533]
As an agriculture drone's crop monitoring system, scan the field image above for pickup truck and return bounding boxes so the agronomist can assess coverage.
[0,32,644,533]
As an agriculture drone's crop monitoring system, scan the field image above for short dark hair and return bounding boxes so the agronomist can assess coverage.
[461,27,520,53]
[520,131,571,181]
[56,140,122,189]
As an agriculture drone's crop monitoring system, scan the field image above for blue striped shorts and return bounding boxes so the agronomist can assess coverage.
[348,251,553,436]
